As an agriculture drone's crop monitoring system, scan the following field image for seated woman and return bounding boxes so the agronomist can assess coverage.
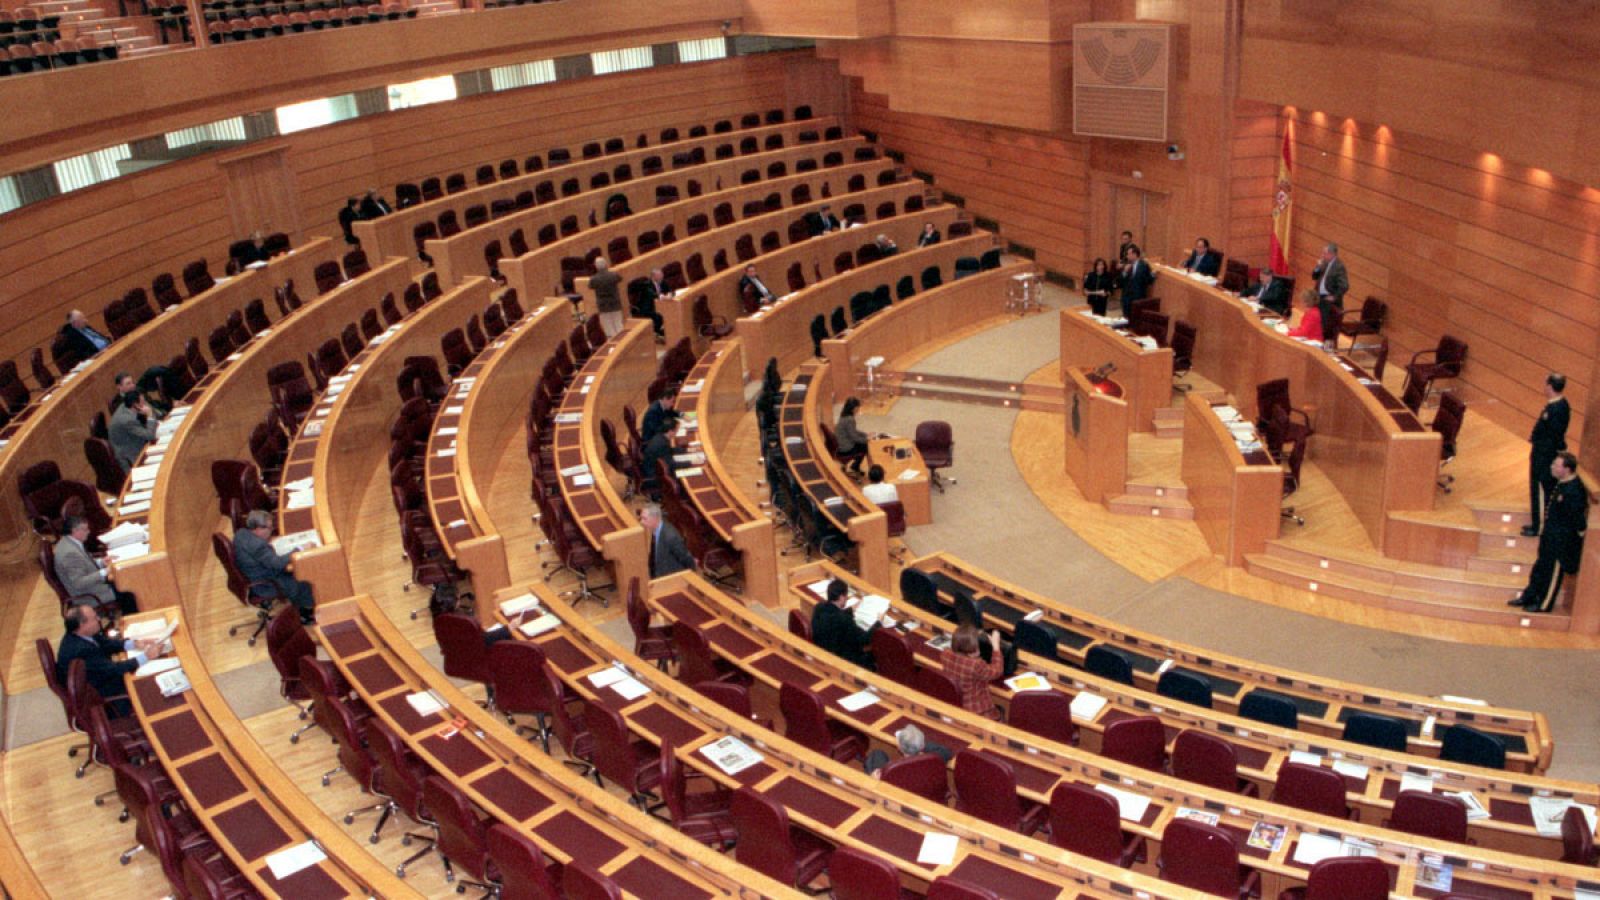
[1083,257,1113,316]
[834,396,870,475]
[1284,290,1329,345]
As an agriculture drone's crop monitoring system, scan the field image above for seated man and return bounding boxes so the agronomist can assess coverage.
[234,510,316,624]
[59,309,112,361]
[55,515,137,615]
[1181,237,1222,277]
[811,578,877,670]
[108,391,160,473]
[738,264,774,305]
[862,464,899,506]
[917,222,941,248]
[633,268,671,340]
[57,600,158,718]
[1243,269,1291,316]
[640,389,680,444]
[807,204,841,236]
[864,723,952,777]
[873,234,898,257]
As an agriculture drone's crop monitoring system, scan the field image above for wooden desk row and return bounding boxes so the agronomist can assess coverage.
[789,562,1586,860]
[909,552,1554,774]
[358,117,834,264]
[424,120,847,287]
[599,180,932,352]
[672,338,781,606]
[777,361,890,591]
[423,300,572,605]
[651,564,1598,898]
[112,259,415,616]
[275,276,496,603]
[314,594,804,899]
[507,147,883,314]
[0,237,331,552]
[1180,390,1285,566]
[486,576,1200,900]
[736,233,997,381]
[549,319,653,603]
[124,609,416,898]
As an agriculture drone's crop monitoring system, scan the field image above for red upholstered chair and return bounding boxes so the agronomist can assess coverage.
[779,681,865,763]
[914,667,962,707]
[1276,855,1390,900]
[1171,729,1258,796]
[786,608,811,641]
[1048,782,1145,867]
[869,627,918,688]
[213,532,283,646]
[264,607,316,731]
[1007,690,1076,746]
[673,620,749,687]
[364,719,437,876]
[1269,762,1351,819]
[326,698,391,840]
[488,640,550,740]
[1386,790,1471,843]
[586,700,662,809]
[1102,715,1167,773]
[541,665,598,779]
[1160,818,1262,898]
[421,774,498,894]
[432,612,493,699]
[830,845,919,900]
[659,744,736,848]
[1562,805,1598,866]
[563,862,623,900]
[928,877,1000,900]
[914,420,955,492]
[692,680,768,729]
[485,822,563,900]
[953,749,1048,836]
[624,579,675,670]
[730,787,832,890]
[878,752,948,804]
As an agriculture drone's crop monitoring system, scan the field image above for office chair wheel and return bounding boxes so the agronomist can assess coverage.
[456,887,466,894]
[247,636,258,646]
[290,733,300,744]
[68,746,79,757]
[119,808,129,822]
[344,813,356,824]
[395,865,407,877]
[369,833,380,844]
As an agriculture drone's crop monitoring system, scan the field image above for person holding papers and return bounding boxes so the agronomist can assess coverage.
[56,515,138,615]
[941,625,1004,719]
[811,579,877,671]
[234,510,316,624]
[108,391,160,472]
[1083,258,1114,317]
[57,600,158,717]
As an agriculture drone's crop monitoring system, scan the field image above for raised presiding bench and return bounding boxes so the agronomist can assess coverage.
[909,551,1555,774]
[124,609,415,898]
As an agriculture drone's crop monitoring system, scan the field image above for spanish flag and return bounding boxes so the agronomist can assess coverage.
[1269,124,1293,275]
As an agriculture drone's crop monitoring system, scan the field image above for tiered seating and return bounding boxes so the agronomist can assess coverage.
[203,0,421,44]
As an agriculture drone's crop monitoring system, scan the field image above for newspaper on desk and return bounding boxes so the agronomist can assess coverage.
[1529,796,1598,838]
[701,735,763,775]
[846,593,890,630]
[265,841,327,880]
[271,531,323,556]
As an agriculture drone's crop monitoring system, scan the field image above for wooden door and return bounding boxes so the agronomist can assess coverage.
[217,142,302,244]
[1110,184,1170,264]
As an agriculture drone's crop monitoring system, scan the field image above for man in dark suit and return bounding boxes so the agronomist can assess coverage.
[1181,237,1222,277]
[1243,270,1292,316]
[57,600,156,717]
[811,578,876,670]
[1117,231,1137,265]
[1118,246,1154,318]
[1511,452,1588,613]
[640,390,679,444]
[55,515,137,615]
[807,204,841,236]
[1311,243,1348,309]
[640,504,693,578]
[1524,373,1572,536]
[337,197,361,246]
[59,309,111,361]
[358,189,392,219]
[234,510,316,623]
[738,265,774,305]
[633,268,670,339]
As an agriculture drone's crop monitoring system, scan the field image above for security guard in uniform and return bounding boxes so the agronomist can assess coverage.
[1523,372,1571,537]
[1511,452,1588,613]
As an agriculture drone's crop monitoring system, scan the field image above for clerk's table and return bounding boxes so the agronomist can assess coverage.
[867,437,931,525]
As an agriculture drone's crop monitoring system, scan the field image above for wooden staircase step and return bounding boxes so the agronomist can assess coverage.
[1264,541,1522,598]
[1107,492,1194,520]
[1478,529,1537,555]
[1123,481,1188,500]
[1471,504,1531,534]
[1466,555,1535,577]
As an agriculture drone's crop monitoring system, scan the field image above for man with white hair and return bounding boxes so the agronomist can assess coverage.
[863,723,952,776]
[234,510,316,623]
[590,256,624,338]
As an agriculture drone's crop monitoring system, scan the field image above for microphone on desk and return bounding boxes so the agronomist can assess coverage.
[1091,362,1117,382]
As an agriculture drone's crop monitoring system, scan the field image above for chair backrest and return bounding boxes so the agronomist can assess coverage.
[432,612,491,684]
[693,679,754,718]
[1238,689,1298,729]
[1161,818,1243,896]
[1101,715,1166,772]
[1390,789,1469,842]
[1562,804,1598,866]
[913,420,953,464]
[731,787,804,885]
[423,774,492,879]
[914,667,961,707]
[1007,690,1075,746]
[1049,781,1126,863]
[1341,711,1409,752]
[1012,619,1058,661]
[1156,668,1213,708]
[1270,760,1351,819]
[36,638,74,728]
[1437,334,1468,371]
[486,822,561,900]
[869,627,917,687]
[927,876,1000,900]
[878,752,948,804]
[587,700,648,791]
[563,861,623,900]
[488,640,545,717]
[1083,644,1135,684]
[265,606,314,693]
[1438,724,1506,770]
[1302,855,1391,900]
[778,681,835,755]
[829,846,902,900]
[1170,729,1240,792]
[953,749,1024,829]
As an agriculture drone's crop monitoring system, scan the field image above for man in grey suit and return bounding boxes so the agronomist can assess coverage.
[55,515,137,614]
[234,510,316,623]
[108,392,160,472]
[639,504,693,578]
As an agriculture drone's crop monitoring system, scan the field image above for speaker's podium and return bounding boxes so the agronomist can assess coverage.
[1063,366,1128,504]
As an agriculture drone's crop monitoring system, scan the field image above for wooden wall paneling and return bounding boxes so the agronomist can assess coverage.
[1225,98,1279,267]
[890,0,1091,42]
[217,143,303,243]
[739,0,892,39]
[833,37,1071,132]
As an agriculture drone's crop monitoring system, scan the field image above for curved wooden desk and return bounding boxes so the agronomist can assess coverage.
[124,609,416,898]
[357,118,835,266]
[1181,390,1286,565]
[425,300,570,608]
[314,594,804,900]
[655,564,1594,898]
[778,361,889,591]
[550,320,652,598]
[114,259,413,614]
[1058,308,1174,432]
[653,200,960,356]
[0,809,48,899]
[674,338,780,606]
[486,575,1201,900]
[276,275,495,602]
[907,552,1555,774]
[789,562,1585,859]
[738,234,995,381]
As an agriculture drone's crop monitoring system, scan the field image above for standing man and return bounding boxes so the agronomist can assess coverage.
[57,601,156,717]
[55,515,138,615]
[640,504,693,578]
[1511,452,1589,613]
[590,257,624,338]
[234,510,316,624]
[1117,230,1138,266]
[1311,243,1348,341]
[1118,246,1154,318]
[1523,373,1571,536]
[1181,237,1222,277]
